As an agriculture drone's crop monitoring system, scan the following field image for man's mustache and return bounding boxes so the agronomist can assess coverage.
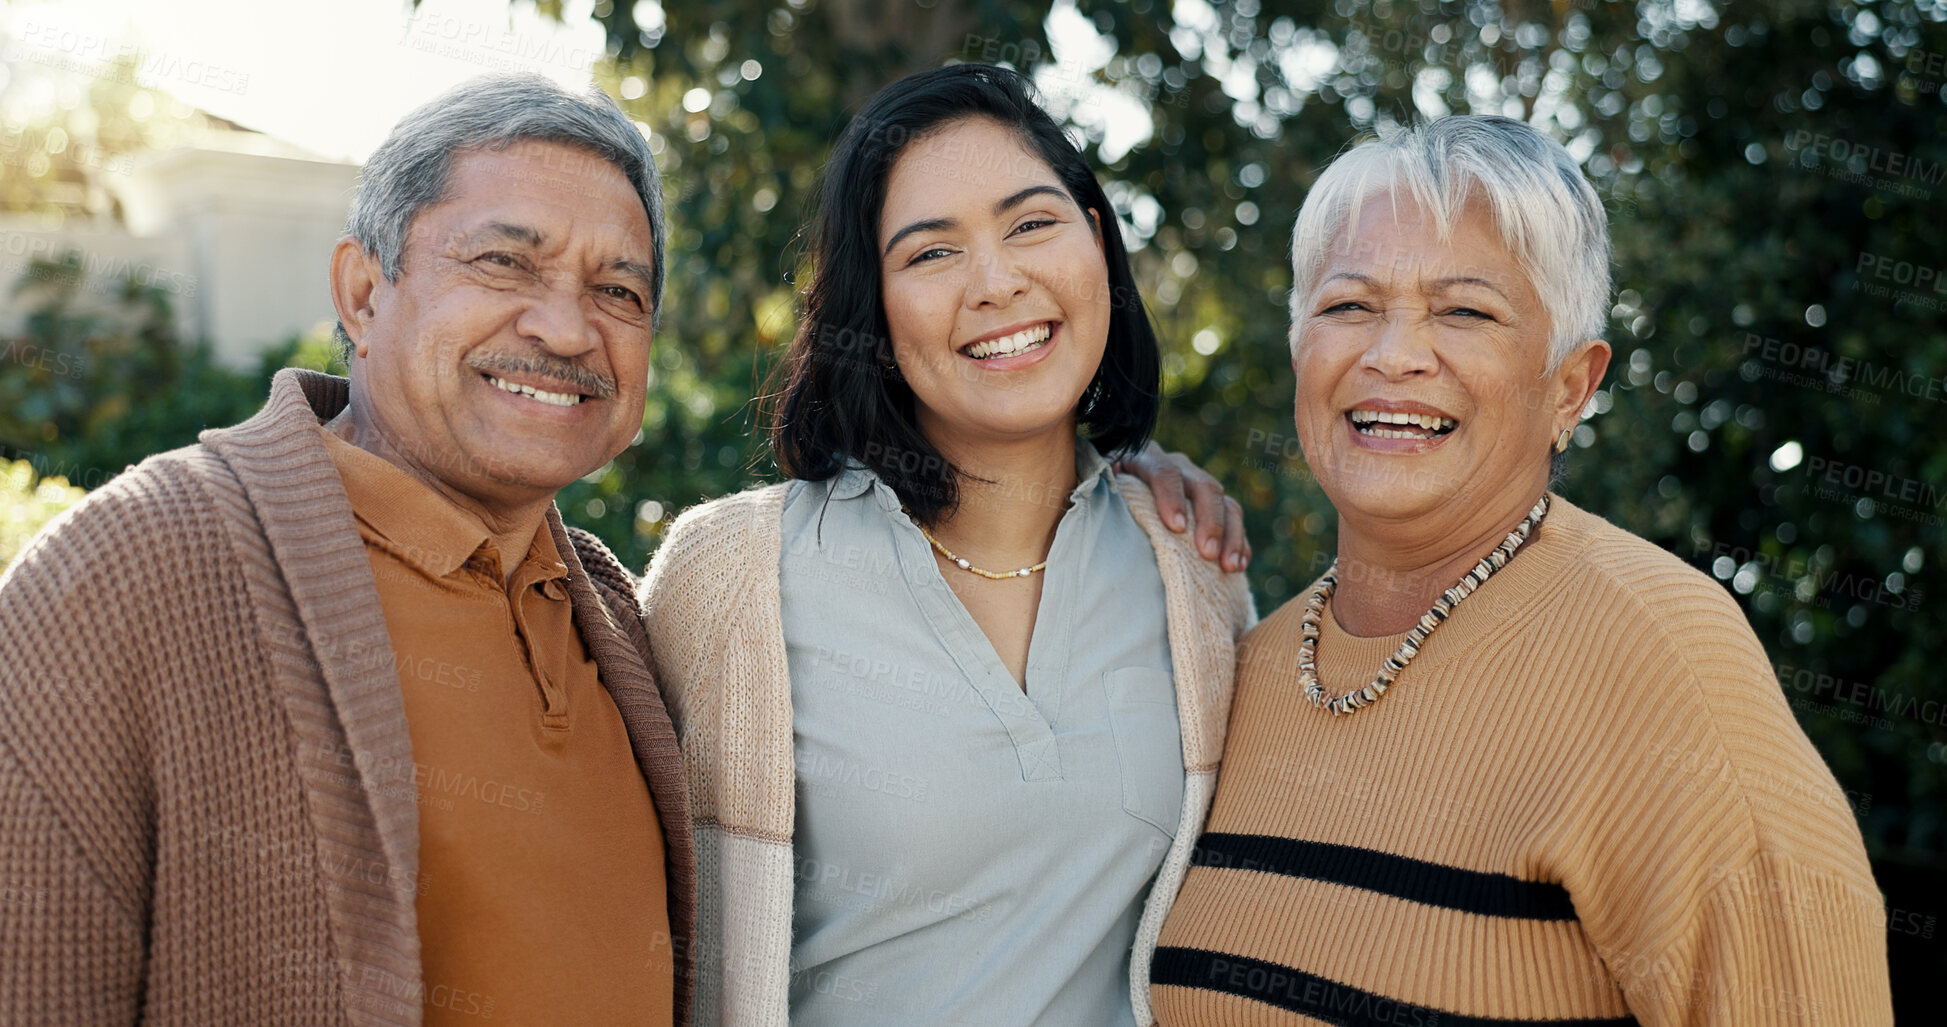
[465,350,619,399]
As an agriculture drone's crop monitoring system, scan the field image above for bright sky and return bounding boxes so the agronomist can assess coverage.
[3,0,1298,181]
[1,0,609,161]
[0,0,1160,166]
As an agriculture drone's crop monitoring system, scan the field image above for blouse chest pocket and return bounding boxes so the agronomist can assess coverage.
[1103,667,1185,838]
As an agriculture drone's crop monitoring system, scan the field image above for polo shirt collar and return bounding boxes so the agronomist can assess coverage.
[321,428,573,585]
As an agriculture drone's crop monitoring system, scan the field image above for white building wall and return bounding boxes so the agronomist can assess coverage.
[0,138,360,367]
[0,219,194,341]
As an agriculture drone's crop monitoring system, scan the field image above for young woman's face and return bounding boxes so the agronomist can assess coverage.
[876,117,1112,453]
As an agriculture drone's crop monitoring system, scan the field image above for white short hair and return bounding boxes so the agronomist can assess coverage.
[1288,115,1611,367]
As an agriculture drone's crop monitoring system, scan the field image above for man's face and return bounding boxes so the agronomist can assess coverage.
[343,139,656,504]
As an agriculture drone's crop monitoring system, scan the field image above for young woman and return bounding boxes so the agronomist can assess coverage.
[640,64,1255,1026]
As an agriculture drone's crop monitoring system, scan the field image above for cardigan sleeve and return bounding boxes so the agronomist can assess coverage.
[637,485,797,1027]
[0,739,147,1025]
[637,483,797,839]
[0,480,169,1025]
[638,486,788,751]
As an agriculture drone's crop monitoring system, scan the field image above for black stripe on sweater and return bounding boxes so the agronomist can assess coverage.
[1190,833,1578,921]
[1151,947,1638,1027]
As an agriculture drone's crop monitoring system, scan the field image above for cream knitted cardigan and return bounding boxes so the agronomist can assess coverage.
[639,474,1256,1027]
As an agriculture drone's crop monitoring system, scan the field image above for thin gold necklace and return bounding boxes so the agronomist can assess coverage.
[907,511,1049,581]
[1298,494,1550,717]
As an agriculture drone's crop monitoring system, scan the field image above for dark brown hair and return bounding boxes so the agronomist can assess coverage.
[768,63,1160,522]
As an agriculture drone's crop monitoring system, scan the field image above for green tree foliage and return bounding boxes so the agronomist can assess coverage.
[0,254,341,487]
[557,0,1945,1005]
[0,457,84,567]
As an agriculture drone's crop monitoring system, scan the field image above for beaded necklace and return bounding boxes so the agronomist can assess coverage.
[1298,494,1550,716]
[910,515,1050,580]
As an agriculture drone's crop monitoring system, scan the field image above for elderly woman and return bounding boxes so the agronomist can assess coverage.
[1151,116,1891,1024]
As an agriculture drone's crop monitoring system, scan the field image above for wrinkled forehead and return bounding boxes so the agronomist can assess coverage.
[416,141,655,255]
[454,141,647,218]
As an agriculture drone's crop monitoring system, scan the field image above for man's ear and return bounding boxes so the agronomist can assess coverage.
[329,238,383,359]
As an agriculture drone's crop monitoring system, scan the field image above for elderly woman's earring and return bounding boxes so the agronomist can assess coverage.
[1554,427,1574,453]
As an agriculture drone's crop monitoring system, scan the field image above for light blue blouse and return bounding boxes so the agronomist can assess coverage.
[781,439,1183,1026]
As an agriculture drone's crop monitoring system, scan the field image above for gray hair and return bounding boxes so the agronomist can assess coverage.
[1288,115,1610,368]
[334,74,665,355]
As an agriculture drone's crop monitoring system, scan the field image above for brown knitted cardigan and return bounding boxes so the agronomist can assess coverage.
[0,369,694,1026]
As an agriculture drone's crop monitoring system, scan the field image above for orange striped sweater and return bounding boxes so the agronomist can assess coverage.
[1152,495,1890,1026]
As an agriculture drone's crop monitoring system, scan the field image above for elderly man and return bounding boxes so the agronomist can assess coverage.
[0,76,694,1026]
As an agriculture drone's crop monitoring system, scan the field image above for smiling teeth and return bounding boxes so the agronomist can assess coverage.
[964,323,1052,360]
[487,375,582,407]
[1349,408,1456,433]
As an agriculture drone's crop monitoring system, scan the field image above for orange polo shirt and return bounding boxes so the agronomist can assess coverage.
[323,429,673,1026]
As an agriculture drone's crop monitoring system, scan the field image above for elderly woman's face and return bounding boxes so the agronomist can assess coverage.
[1292,192,1595,525]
